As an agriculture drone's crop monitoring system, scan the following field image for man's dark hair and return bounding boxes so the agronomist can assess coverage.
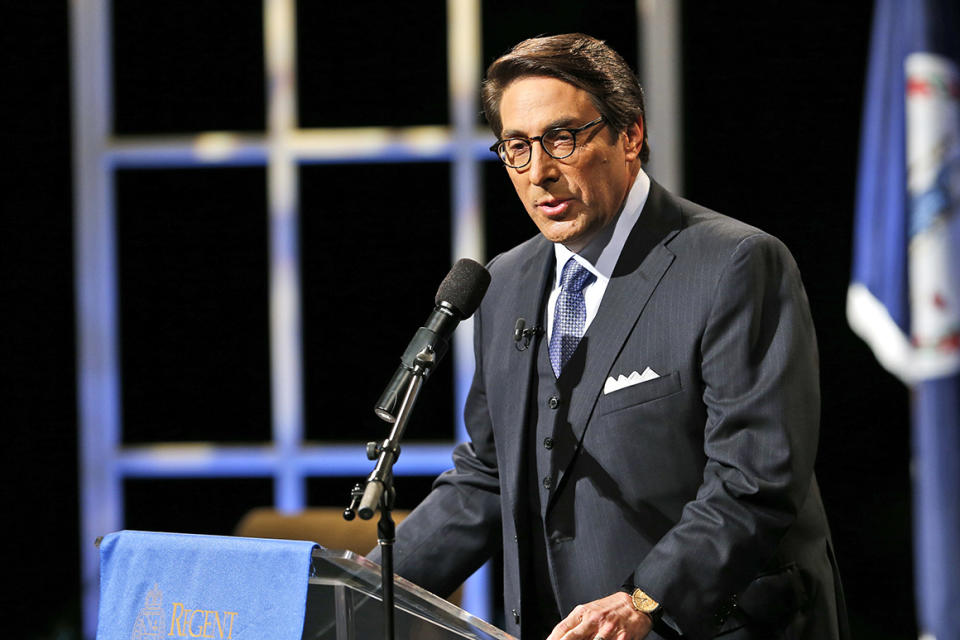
[481,33,650,164]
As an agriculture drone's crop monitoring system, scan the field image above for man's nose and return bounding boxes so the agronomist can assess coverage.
[527,143,559,186]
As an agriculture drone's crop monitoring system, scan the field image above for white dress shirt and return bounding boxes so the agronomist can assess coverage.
[546,168,651,340]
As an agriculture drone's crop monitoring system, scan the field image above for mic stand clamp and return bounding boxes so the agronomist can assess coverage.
[344,346,435,640]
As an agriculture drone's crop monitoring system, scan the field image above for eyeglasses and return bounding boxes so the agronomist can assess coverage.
[490,116,606,169]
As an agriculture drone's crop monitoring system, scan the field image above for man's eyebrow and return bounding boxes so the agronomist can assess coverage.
[501,116,582,139]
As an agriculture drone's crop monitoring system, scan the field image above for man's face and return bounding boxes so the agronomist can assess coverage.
[498,76,642,252]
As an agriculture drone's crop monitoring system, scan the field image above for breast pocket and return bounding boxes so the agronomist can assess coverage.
[598,370,682,416]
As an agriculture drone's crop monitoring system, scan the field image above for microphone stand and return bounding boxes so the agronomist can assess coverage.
[344,346,436,640]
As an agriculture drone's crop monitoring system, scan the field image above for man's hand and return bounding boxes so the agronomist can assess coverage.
[545,592,652,640]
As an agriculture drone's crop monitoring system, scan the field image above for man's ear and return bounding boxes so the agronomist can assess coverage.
[623,119,644,162]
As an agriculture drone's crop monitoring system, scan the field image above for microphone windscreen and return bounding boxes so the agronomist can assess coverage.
[436,258,491,318]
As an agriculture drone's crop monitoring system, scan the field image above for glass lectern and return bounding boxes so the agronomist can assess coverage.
[304,549,515,640]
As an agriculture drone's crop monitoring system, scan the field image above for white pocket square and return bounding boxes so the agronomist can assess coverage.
[603,367,660,394]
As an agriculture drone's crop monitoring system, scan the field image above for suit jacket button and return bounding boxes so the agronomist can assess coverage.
[512,608,520,624]
[548,395,560,409]
[543,476,553,489]
[543,436,554,449]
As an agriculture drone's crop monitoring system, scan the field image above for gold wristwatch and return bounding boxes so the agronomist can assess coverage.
[631,588,663,622]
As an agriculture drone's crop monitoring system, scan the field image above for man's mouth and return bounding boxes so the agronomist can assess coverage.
[536,198,572,217]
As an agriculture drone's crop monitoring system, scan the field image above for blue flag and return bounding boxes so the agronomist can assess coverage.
[848,1,960,638]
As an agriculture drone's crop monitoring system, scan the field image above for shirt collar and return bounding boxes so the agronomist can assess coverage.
[553,168,651,287]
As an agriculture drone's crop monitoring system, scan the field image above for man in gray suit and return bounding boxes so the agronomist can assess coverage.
[376,34,847,640]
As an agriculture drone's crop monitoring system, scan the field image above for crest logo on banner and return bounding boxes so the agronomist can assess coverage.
[130,584,164,640]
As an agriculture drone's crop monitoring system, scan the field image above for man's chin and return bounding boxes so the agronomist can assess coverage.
[534,219,583,246]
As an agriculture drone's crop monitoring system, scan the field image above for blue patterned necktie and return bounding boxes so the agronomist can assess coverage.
[549,257,596,377]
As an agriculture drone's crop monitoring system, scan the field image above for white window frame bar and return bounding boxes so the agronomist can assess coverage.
[640,0,684,193]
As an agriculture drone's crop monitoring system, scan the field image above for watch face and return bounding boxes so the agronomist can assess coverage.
[632,589,659,613]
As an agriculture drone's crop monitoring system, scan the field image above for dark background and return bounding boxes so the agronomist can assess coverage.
[4,2,913,638]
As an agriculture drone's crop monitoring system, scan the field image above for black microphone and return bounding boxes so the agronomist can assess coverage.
[374,258,491,423]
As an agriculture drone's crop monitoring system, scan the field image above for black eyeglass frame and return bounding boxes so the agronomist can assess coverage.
[489,116,607,168]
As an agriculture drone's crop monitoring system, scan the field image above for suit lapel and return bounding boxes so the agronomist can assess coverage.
[547,181,682,505]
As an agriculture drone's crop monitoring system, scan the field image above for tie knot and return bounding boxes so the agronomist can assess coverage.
[559,257,594,293]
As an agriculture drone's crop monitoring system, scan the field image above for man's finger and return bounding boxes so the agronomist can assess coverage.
[593,621,620,640]
[546,605,588,640]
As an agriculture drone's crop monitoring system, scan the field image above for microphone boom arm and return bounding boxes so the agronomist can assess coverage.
[358,345,434,518]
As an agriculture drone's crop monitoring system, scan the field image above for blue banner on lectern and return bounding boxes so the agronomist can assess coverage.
[96,530,318,640]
